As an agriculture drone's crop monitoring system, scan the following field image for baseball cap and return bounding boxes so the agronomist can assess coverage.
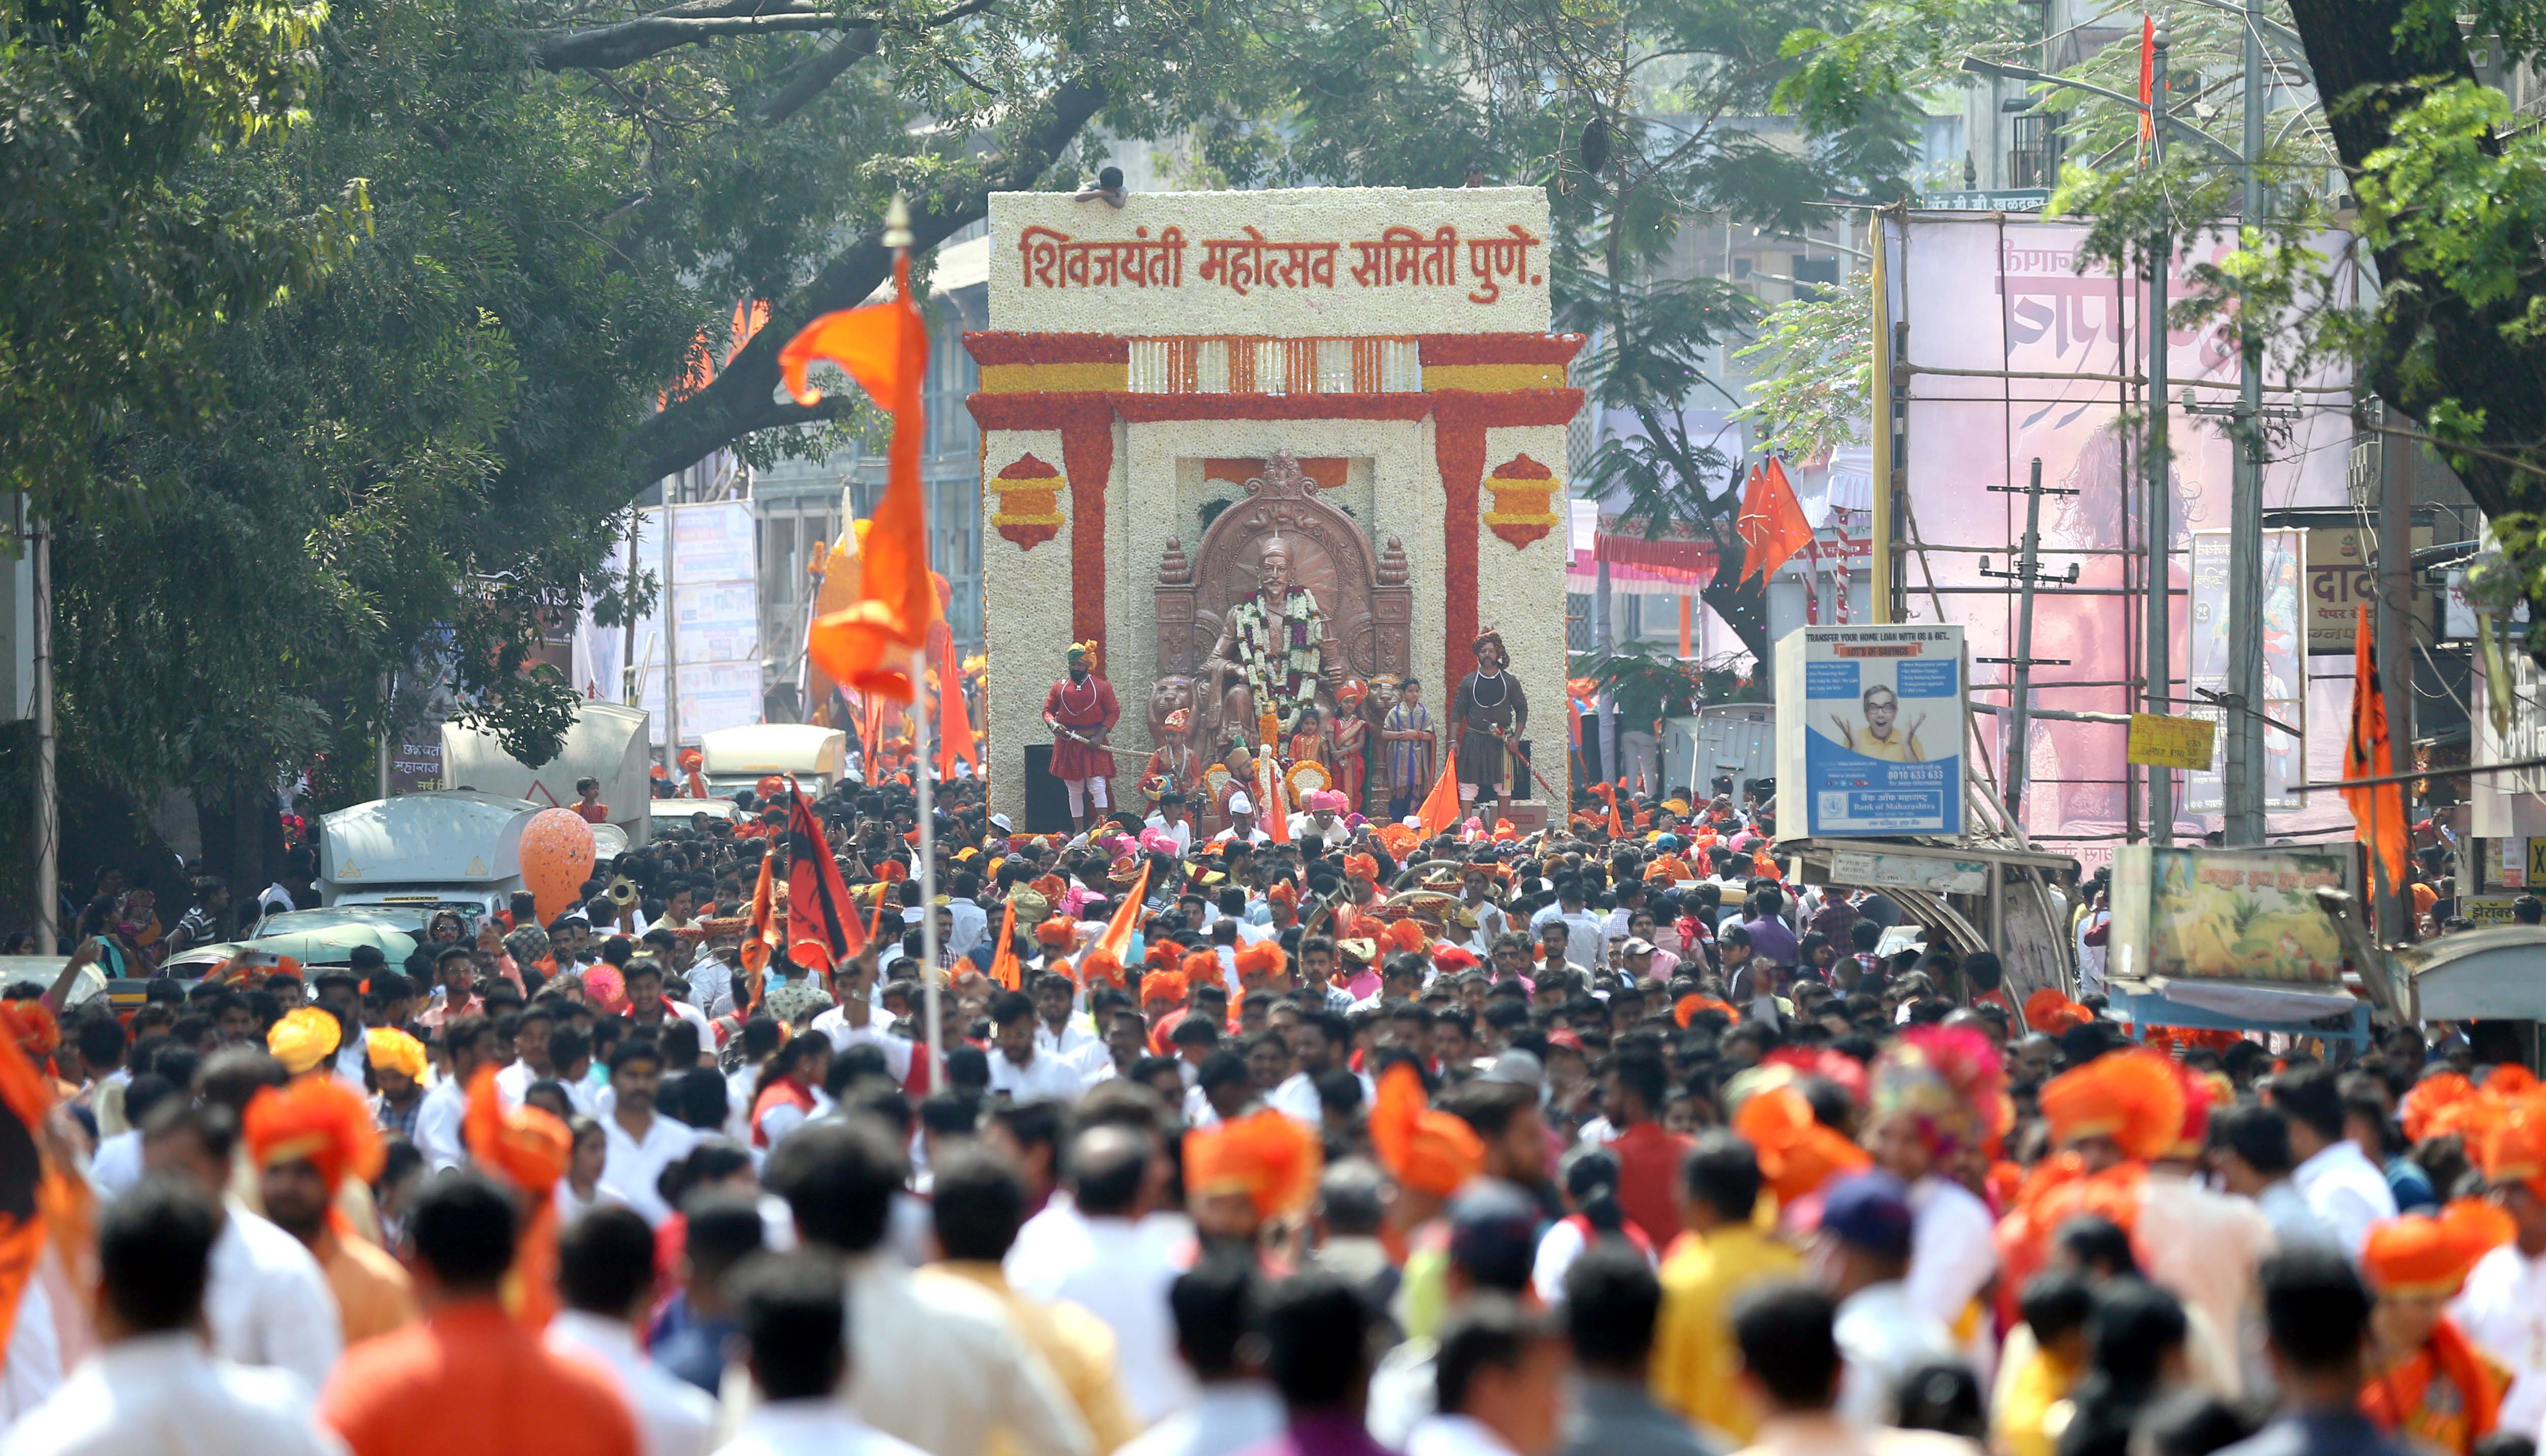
[1818,1171,1914,1262]
[1447,1181,1540,1292]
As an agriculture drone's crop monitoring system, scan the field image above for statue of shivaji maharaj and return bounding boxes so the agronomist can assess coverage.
[1201,532,1344,749]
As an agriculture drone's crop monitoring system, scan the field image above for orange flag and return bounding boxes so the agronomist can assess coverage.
[1260,756,1291,845]
[2343,601,2408,897]
[2137,14,2157,153]
[986,897,1022,992]
[1608,790,1628,839]
[790,241,938,704]
[927,582,978,778]
[1733,465,1767,570]
[737,852,780,1011]
[1742,457,1816,582]
[1414,746,1463,837]
[1079,861,1151,985]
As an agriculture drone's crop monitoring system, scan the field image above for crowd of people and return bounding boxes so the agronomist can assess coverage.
[0,768,2535,1456]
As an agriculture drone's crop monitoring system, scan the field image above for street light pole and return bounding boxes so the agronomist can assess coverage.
[2222,0,2268,844]
[2144,22,2175,847]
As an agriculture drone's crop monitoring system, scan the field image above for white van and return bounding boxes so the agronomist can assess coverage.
[318,789,539,920]
[699,724,849,799]
[443,702,655,845]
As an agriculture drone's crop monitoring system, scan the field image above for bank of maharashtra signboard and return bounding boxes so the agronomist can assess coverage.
[1775,626,1966,837]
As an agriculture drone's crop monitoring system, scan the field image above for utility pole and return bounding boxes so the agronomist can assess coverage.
[2219,0,2268,845]
[2144,21,2175,846]
[661,504,682,775]
[2377,402,2415,944]
[1978,458,2078,827]
[29,516,54,956]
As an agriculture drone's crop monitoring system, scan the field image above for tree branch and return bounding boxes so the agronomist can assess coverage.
[755,28,880,122]
[530,6,855,70]
[624,76,1108,494]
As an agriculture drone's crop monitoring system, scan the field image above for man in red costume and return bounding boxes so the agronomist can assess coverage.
[1043,641,1119,834]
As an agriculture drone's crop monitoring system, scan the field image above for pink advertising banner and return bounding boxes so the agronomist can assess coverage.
[1887,215,2363,854]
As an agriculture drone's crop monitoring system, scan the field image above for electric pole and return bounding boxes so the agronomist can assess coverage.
[2144,21,2175,846]
[2220,0,2268,844]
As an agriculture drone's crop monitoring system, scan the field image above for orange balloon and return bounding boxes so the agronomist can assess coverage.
[519,808,597,925]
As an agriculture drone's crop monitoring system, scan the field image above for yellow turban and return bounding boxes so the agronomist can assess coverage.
[366,1027,428,1081]
[266,1007,343,1076]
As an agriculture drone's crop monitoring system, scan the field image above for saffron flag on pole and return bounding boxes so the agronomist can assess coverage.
[986,897,1022,991]
[1733,465,1768,572]
[1742,457,1816,583]
[927,576,978,779]
[783,784,865,973]
[737,852,781,1011]
[1415,747,1463,837]
[1077,861,1151,987]
[2137,14,2157,156]
[2342,601,2409,899]
[790,223,938,705]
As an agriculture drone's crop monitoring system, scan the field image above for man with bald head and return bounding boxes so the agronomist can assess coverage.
[1007,1125,1196,1425]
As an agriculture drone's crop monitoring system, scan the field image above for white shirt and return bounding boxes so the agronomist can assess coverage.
[715,1398,934,1456]
[1405,1413,1526,1456]
[1903,1175,1997,1337]
[2454,1242,2546,1437]
[205,1199,343,1391]
[1529,905,1610,967]
[602,1111,703,1226]
[1267,1071,1323,1127]
[1142,816,1195,857]
[1006,1203,1196,1425]
[0,1332,344,1456]
[1,1277,60,1424]
[2289,1140,2396,1256]
[414,1078,469,1171]
[87,1130,144,1197]
[836,1254,1097,1456]
[985,1048,1086,1105]
[689,957,735,1018]
[1112,1383,1286,1456]
[1035,1020,1107,1072]
[814,1010,917,1084]
[945,899,990,959]
[547,1310,716,1456]
[1833,1281,1957,1426]
[725,1065,763,1142]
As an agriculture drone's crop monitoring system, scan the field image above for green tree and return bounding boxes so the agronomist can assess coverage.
[1,0,362,516]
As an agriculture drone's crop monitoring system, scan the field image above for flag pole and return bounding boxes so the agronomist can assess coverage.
[880,192,945,1091]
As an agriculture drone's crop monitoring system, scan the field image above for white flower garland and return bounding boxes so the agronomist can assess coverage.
[1226,587,1324,732]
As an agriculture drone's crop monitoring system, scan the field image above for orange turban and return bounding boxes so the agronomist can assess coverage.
[1031,873,1067,901]
[0,1003,57,1059]
[2038,1048,2186,1163]
[1184,1110,1322,1222]
[1235,941,1288,982]
[2023,988,2090,1035]
[1142,969,1190,1008]
[1267,881,1299,908]
[1035,917,1078,949]
[464,1067,573,1328]
[1369,1062,1483,1197]
[1675,994,1740,1028]
[2362,1200,2516,1296]
[1145,941,1183,972]
[465,1067,572,1193]
[1343,853,1380,884]
[1733,1084,1869,1206]
[1181,949,1224,986]
[2477,1093,2546,1198]
[1380,920,1427,955]
[2402,1072,2481,1144]
[244,1077,384,1194]
[2488,1065,2540,1097]
[1374,824,1421,857]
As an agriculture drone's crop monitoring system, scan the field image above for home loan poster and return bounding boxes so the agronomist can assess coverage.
[1776,625,1967,837]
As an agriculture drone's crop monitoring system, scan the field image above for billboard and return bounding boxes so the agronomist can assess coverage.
[1887,215,2361,847]
[2183,529,2306,812]
[625,500,763,749]
[1775,624,1966,837]
[2106,843,2355,984]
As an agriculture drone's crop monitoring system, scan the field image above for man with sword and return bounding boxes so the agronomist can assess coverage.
[1043,640,1120,835]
